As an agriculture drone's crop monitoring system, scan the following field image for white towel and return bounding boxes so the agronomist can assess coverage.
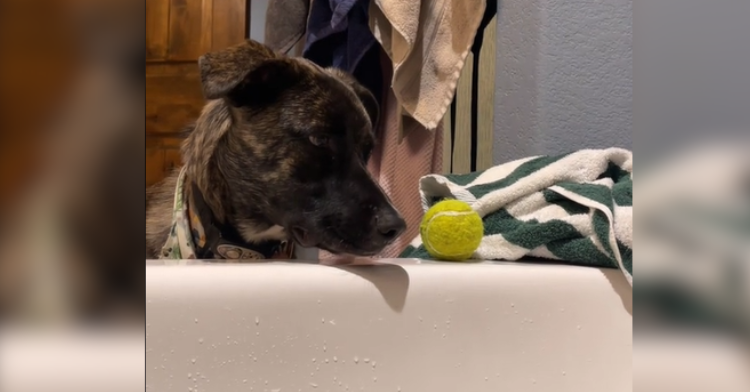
[402,148,634,286]
[369,0,486,130]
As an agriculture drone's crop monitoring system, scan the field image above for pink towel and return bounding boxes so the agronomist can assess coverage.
[318,51,442,260]
[367,90,443,258]
[368,49,443,258]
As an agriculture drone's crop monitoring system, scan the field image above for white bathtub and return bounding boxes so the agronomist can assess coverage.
[146,259,632,391]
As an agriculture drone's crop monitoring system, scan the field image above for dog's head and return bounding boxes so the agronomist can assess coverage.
[182,40,405,256]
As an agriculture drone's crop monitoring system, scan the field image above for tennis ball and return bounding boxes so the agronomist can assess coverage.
[420,199,483,261]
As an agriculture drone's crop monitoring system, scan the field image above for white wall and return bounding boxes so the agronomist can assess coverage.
[493,0,632,162]
[249,0,269,42]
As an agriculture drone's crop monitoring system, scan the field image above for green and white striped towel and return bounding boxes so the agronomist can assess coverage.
[400,148,633,286]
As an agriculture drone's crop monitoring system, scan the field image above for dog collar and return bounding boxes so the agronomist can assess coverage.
[159,168,294,260]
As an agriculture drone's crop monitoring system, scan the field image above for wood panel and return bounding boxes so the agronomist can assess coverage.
[476,14,497,171]
[442,103,453,174]
[146,0,170,60]
[146,0,248,185]
[452,52,474,174]
[441,10,496,175]
[167,0,206,61]
[146,64,203,135]
[212,0,248,50]
[146,137,183,185]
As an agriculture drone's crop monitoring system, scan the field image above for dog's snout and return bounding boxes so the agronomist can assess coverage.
[375,209,406,242]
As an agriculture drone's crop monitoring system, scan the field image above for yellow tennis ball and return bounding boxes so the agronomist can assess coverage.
[420,199,483,261]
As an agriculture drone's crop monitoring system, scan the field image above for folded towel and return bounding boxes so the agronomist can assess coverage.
[400,148,633,285]
[368,0,486,130]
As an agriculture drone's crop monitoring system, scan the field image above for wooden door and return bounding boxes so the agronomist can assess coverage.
[146,0,248,186]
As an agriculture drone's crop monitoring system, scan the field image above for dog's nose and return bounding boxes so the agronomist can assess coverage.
[375,209,406,241]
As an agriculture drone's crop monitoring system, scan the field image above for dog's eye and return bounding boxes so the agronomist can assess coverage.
[308,135,330,148]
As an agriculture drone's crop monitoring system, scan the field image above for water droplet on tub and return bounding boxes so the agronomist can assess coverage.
[255,317,260,326]
[364,358,370,363]
[321,318,325,323]
[191,358,196,364]
[310,382,318,388]
[577,325,582,330]
[354,356,359,364]
[198,338,203,344]
[194,318,198,324]
[333,356,338,362]
[187,373,192,378]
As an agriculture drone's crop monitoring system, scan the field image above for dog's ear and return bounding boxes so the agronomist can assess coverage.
[198,40,277,99]
[348,82,379,129]
[326,68,380,129]
[198,39,305,106]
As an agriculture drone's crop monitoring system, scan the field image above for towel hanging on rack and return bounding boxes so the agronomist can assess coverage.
[369,0,487,130]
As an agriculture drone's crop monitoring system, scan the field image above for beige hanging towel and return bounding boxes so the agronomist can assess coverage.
[369,0,486,130]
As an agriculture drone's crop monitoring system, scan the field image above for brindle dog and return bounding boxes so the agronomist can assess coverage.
[146,40,405,259]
